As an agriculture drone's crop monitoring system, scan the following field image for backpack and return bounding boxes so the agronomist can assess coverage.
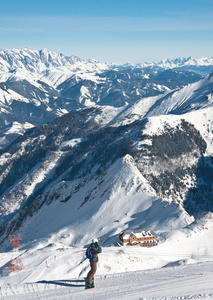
[85,246,96,259]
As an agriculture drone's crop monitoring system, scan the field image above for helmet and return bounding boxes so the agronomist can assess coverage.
[92,238,98,243]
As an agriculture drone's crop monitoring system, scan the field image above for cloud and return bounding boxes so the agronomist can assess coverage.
[0,15,213,34]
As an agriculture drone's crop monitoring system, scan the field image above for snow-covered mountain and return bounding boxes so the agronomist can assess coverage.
[139,56,213,73]
[1,48,211,149]
[1,49,212,84]
[1,70,213,244]
[0,48,108,86]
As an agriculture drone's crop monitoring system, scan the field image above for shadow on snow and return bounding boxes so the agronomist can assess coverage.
[37,279,85,287]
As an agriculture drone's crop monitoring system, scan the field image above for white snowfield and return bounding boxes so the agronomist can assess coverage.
[0,255,213,299]
[0,212,213,300]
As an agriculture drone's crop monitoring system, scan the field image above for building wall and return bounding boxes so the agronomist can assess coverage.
[121,235,157,246]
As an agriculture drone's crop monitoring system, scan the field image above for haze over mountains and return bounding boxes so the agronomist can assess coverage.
[0,49,213,298]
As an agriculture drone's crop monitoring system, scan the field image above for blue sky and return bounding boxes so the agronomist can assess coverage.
[0,0,213,63]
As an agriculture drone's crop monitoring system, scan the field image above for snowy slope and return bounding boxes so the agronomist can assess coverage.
[0,218,213,299]
[146,73,213,116]
[0,156,212,298]
[0,260,213,300]
[10,155,189,247]
[114,72,213,125]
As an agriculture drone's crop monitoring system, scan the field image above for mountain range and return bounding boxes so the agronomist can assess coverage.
[0,48,213,256]
[1,49,213,149]
[0,48,213,250]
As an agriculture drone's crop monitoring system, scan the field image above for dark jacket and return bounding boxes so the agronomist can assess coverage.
[90,242,102,263]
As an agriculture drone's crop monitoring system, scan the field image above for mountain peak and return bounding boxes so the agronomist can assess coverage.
[122,154,134,165]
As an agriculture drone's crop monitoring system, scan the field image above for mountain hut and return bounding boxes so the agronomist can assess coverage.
[119,229,157,247]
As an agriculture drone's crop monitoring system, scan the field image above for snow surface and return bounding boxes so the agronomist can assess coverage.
[0,232,213,299]
[5,122,34,136]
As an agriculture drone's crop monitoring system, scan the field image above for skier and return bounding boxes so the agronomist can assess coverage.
[86,238,102,288]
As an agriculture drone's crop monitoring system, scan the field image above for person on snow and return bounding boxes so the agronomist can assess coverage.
[86,238,102,288]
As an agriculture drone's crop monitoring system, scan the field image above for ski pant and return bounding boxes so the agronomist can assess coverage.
[87,261,97,284]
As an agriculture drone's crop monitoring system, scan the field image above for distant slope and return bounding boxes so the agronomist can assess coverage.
[0,48,108,87]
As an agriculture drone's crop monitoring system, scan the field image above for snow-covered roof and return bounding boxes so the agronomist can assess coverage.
[121,229,156,239]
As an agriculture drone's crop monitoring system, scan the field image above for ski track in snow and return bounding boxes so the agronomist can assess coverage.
[0,262,213,300]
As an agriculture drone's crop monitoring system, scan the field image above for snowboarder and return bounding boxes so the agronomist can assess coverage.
[86,238,102,288]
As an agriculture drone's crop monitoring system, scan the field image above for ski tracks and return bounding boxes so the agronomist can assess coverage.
[0,262,213,299]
